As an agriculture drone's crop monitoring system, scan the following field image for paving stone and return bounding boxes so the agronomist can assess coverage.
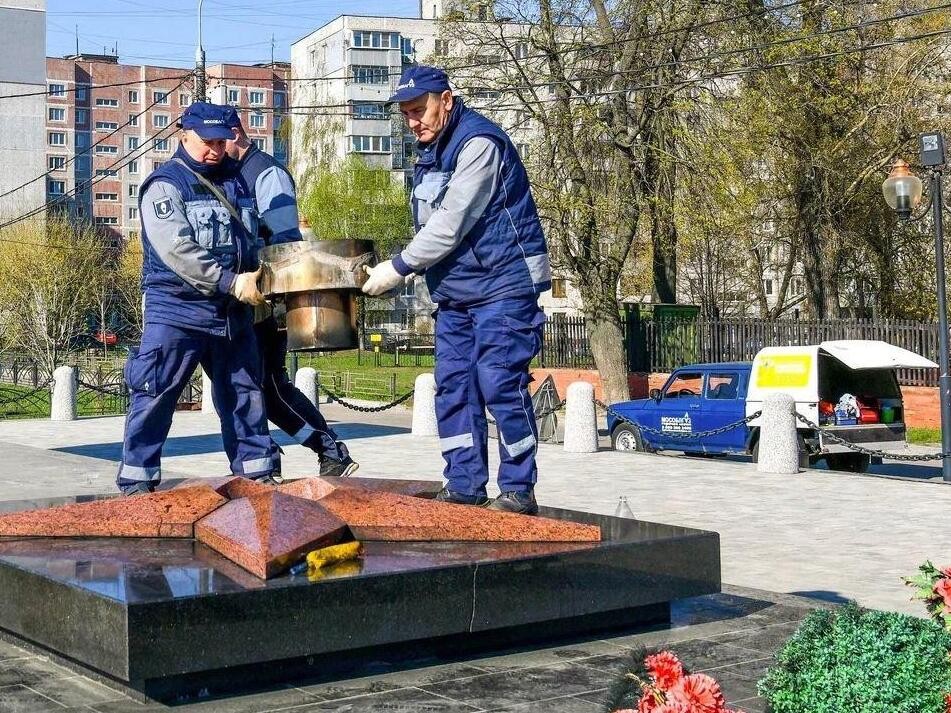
[0,684,67,713]
[0,657,75,688]
[291,687,481,712]
[26,675,129,707]
[89,685,321,713]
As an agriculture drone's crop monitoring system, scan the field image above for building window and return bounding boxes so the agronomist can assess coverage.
[352,65,389,85]
[514,41,529,59]
[127,136,139,150]
[352,31,400,49]
[401,37,414,56]
[153,114,169,128]
[48,83,65,97]
[350,135,391,153]
[48,107,65,122]
[402,280,416,298]
[95,169,119,177]
[94,216,119,225]
[95,192,118,201]
[154,138,170,152]
[434,39,450,55]
[516,143,529,159]
[95,145,119,154]
[179,93,191,106]
[227,88,239,105]
[274,92,285,108]
[95,121,119,131]
[95,98,119,107]
[75,109,87,125]
[249,112,265,129]
[48,132,66,146]
[129,184,139,197]
[127,160,139,174]
[352,102,387,120]
[75,133,89,149]
[249,90,265,105]
[793,277,804,295]
[48,179,66,195]
[153,161,164,171]
[129,230,138,241]
[75,86,88,101]
[251,138,266,151]
[128,89,139,103]
[75,155,90,173]
[48,156,66,171]
[128,113,139,127]
[764,279,774,296]
[128,207,139,220]
[551,279,567,299]
[153,91,169,105]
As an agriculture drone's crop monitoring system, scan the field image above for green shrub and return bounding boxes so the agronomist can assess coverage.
[759,603,951,713]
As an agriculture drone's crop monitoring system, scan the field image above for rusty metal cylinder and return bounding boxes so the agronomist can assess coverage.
[259,239,375,352]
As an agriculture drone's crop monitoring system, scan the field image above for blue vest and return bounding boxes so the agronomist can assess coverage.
[412,101,550,306]
[139,148,258,336]
[238,144,300,247]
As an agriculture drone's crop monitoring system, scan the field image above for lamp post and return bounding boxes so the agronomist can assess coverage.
[194,0,206,102]
[883,133,951,481]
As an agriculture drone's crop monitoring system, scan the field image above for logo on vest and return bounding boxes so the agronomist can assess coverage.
[153,197,173,220]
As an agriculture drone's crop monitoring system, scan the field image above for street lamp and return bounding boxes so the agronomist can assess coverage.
[194,0,206,102]
[883,133,951,481]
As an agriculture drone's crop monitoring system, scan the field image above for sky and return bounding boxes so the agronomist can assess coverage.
[46,0,419,69]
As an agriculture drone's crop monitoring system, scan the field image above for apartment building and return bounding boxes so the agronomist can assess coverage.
[0,1,46,221]
[43,55,289,243]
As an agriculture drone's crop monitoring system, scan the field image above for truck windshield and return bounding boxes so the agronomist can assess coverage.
[817,354,901,401]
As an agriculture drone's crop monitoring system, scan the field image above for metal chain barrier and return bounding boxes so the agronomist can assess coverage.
[794,412,951,462]
[318,383,415,413]
[0,381,52,407]
[595,398,762,440]
[77,380,126,397]
[487,399,566,426]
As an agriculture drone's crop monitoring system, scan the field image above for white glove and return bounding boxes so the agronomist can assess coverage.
[361,260,406,296]
[230,266,265,306]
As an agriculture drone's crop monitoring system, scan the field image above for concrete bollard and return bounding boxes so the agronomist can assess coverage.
[563,381,598,453]
[756,392,800,474]
[50,366,77,421]
[411,373,438,437]
[295,367,318,407]
[201,369,216,414]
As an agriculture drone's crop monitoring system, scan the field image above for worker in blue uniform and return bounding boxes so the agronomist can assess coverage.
[363,66,550,515]
[116,102,278,495]
[223,108,357,478]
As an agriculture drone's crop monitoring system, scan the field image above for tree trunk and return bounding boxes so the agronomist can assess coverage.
[586,307,629,405]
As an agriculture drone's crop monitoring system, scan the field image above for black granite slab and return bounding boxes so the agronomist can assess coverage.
[0,481,720,698]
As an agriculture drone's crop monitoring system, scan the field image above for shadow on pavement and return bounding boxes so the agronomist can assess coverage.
[53,423,410,461]
[788,590,853,605]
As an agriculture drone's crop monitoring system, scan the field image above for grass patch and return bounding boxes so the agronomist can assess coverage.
[909,427,942,445]
[293,349,433,401]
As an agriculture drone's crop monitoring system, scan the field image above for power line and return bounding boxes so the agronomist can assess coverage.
[0,76,192,200]
[0,73,192,100]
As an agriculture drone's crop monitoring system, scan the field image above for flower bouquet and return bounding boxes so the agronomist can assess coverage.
[613,651,743,713]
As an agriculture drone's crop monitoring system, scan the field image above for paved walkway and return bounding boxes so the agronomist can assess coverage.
[0,403,945,615]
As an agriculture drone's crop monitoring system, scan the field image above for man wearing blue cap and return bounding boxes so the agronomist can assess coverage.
[223,108,358,478]
[116,101,278,495]
[363,66,551,515]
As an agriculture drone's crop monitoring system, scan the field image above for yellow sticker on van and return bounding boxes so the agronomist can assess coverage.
[756,354,813,388]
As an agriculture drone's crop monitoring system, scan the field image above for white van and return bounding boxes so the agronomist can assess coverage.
[745,340,937,472]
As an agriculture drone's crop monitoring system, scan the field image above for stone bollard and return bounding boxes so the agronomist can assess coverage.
[411,373,438,437]
[50,365,77,421]
[563,381,598,453]
[756,392,800,474]
[295,367,318,407]
[201,369,216,414]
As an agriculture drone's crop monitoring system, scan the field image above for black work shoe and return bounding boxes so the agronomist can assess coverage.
[434,487,490,506]
[487,491,539,515]
[119,482,155,497]
[319,456,359,478]
[257,473,285,486]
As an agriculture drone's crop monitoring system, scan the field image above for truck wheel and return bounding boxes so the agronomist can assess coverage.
[612,424,649,453]
[824,453,871,473]
[751,436,811,469]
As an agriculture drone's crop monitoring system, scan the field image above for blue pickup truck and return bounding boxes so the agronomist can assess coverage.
[608,362,753,457]
[606,342,931,472]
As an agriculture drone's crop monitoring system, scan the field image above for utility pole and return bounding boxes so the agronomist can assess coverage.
[194,0,206,101]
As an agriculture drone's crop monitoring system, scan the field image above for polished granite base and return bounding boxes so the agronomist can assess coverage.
[0,480,720,697]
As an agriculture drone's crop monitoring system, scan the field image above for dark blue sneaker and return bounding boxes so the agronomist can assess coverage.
[434,488,489,506]
[119,481,155,497]
[487,491,538,515]
[319,456,359,478]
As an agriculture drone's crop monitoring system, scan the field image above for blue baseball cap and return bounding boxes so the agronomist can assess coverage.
[222,105,243,131]
[178,102,235,140]
[387,65,451,105]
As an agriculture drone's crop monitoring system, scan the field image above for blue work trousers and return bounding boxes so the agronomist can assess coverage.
[254,317,347,464]
[117,322,276,486]
[434,296,546,496]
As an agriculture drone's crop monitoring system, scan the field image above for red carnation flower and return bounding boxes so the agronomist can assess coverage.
[644,651,685,690]
[934,578,951,610]
[637,690,662,713]
[653,702,691,713]
[667,673,725,712]
[940,565,951,578]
